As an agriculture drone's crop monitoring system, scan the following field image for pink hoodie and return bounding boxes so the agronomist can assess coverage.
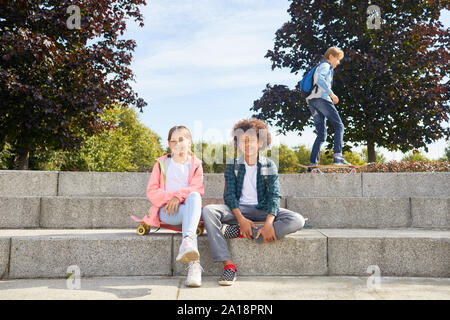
[144,153,204,227]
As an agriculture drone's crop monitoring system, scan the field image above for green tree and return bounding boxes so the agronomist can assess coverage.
[194,141,233,174]
[293,144,334,165]
[6,105,164,172]
[0,142,13,169]
[252,1,449,163]
[402,151,430,162]
[0,0,147,169]
[293,144,311,166]
[276,144,299,173]
[119,107,165,171]
[360,148,386,163]
[444,144,450,161]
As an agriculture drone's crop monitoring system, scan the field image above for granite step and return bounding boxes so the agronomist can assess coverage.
[0,195,448,229]
[0,228,448,279]
[1,170,449,198]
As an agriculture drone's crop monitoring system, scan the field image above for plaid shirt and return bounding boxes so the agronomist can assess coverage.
[223,154,282,216]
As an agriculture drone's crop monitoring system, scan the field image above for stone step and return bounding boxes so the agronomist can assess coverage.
[1,170,449,198]
[0,228,448,279]
[320,229,450,277]
[0,196,227,229]
[288,197,449,229]
[1,195,447,229]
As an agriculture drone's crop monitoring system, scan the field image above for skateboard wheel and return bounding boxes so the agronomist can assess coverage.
[137,226,146,236]
[196,226,203,236]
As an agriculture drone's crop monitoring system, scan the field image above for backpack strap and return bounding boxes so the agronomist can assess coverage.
[311,63,320,94]
[159,157,172,187]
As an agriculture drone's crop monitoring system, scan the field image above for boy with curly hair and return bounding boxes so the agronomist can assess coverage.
[202,118,306,286]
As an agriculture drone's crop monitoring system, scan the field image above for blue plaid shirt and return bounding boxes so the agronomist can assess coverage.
[223,155,282,216]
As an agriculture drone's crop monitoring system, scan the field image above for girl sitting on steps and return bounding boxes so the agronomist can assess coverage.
[145,125,204,287]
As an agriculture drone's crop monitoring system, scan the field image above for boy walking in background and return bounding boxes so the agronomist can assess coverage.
[306,47,351,166]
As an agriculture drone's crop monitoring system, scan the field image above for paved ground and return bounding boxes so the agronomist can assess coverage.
[0,276,449,300]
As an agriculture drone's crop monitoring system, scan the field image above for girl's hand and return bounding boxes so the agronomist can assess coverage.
[164,197,180,216]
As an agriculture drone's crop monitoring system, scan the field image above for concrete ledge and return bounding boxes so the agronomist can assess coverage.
[0,194,445,230]
[31,197,282,229]
[321,229,450,277]
[362,172,450,197]
[411,198,450,229]
[287,197,411,228]
[1,229,449,278]
[40,196,150,228]
[7,230,172,278]
[1,171,449,199]
[0,171,58,196]
[0,196,286,229]
[279,174,362,197]
[0,238,10,279]
[0,196,40,228]
[58,172,150,197]
[173,230,327,276]
[58,172,227,198]
[203,174,225,198]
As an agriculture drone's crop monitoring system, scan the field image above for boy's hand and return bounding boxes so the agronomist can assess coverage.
[330,93,339,104]
[164,197,180,216]
[237,216,257,239]
[256,222,277,243]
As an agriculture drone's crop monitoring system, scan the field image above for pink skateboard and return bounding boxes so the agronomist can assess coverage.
[130,215,205,236]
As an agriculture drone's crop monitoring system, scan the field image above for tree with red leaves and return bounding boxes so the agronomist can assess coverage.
[0,0,147,169]
[252,0,449,163]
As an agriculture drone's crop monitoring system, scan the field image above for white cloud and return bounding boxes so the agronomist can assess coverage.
[131,1,295,99]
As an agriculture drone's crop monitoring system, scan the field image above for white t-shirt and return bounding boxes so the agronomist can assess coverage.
[165,158,190,192]
[239,161,258,206]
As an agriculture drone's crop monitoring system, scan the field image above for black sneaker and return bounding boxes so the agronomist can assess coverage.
[218,266,237,286]
[222,224,242,239]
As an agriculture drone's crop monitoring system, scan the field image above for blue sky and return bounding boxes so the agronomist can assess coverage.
[123,0,449,160]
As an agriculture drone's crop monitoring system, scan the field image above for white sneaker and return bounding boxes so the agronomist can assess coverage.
[185,260,203,287]
[176,236,200,263]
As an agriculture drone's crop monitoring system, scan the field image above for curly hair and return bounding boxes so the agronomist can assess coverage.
[232,117,272,150]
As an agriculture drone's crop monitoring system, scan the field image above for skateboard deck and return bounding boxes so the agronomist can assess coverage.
[131,215,204,236]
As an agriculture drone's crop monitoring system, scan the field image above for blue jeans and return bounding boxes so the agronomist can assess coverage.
[159,192,202,249]
[308,98,344,164]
